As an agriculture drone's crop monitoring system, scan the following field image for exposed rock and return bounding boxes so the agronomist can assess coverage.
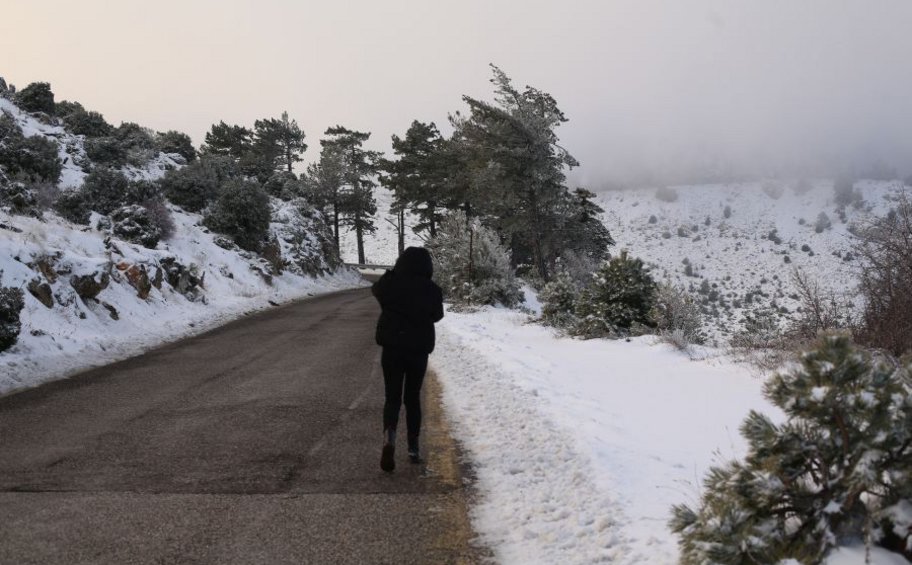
[213,236,236,250]
[261,236,284,274]
[159,257,202,300]
[121,264,152,299]
[32,253,60,283]
[101,302,119,320]
[27,279,54,308]
[70,271,110,301]
[151,266,163,289]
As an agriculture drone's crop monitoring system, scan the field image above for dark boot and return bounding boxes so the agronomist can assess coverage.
[380,427,396,473]
[407,433,421,464]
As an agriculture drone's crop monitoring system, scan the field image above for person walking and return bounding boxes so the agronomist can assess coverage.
[371,247,444,473]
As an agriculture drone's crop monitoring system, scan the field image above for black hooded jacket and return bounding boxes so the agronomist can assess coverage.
[372,247,444,354]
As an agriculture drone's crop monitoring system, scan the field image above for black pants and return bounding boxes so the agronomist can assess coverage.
[381,347,428,439]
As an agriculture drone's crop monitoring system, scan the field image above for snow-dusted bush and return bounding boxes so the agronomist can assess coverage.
[263,171,301,200]
[573,251,656,338]
[155,130,196,163]
[857,190,912,356]
[204,179,271,252]
[651,282,704,346]
[270,198,342,276]
[111,205,162,248]
[159,154,237,212]
[655,186,679,203]
[61,107,113,137]
[428,211,523,307]
[0,286,25,352]
[671,335,912,564]
[539,271,580,329]
[834,175,862,207]
[0,114,62,185]
[79,168,133,215]
[815,211,832,233]
[762,181,784,200]
[15,82,55,115]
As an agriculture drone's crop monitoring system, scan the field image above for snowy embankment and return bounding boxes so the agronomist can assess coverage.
[432,302,909,564]
[0,206,365,396]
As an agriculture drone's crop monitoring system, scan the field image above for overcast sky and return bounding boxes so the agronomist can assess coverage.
[3,0,911,186]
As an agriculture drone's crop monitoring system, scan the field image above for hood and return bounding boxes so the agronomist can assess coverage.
[393,247,433,279]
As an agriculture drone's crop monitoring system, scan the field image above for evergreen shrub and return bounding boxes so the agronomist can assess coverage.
[573,251,656,338]
[671,335,912,564]
[203,179,271,252]
[428,211,523,308]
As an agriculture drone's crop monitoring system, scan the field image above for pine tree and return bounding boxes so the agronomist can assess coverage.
[253,112,306,174]
[321,126,380,264]
[202,121,253,160]
[303,144,346,254]
[454,65,579,280]
[670,335,912,564]
[381,120,447,238]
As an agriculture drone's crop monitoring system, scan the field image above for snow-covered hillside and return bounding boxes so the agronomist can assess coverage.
[596,180,905,344]
[339,186,423,266]
[0,95,363,395]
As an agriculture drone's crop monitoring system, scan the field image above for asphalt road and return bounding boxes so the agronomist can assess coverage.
[0,287,485,564]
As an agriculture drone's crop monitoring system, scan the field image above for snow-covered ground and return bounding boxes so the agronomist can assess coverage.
[596,180,906,344]
[432,301,910,564]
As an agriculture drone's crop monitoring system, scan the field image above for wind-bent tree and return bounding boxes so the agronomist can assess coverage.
[453,65,580,280]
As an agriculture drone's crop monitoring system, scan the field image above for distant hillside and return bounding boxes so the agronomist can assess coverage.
[596,180,906,345]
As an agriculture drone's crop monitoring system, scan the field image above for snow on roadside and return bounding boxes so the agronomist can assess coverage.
[432,306,775,564]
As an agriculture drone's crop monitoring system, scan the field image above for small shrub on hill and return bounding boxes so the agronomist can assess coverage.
[155,130,196,163]
[159,154,237,212]
[655,186,679,203]
[0,114,62,184]
[573,251,656,338]
[15,82,55,115]
[203,179,271,252]
[651,282,704,347]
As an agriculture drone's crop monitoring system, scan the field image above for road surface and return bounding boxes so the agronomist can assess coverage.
[0,287,485,564]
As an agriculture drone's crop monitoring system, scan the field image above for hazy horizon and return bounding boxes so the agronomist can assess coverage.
[3,0,912,187]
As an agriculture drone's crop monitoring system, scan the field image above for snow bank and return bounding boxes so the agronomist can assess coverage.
[433,306,775,564]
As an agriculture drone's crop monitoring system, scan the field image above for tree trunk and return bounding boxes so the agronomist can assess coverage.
[428,202,437,238]
[332,205,340,256]
[398,209,405,255]
[355,212,365,264]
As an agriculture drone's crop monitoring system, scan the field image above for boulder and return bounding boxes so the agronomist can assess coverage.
[70,271,110,301]
[124,264,152,299]
[27,279,54,308]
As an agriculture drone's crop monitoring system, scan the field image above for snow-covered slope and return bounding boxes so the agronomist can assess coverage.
[0,95,364,395]
[0,204,362,395]
[596,180,905,344]
[0,97,181,189]
[339,186,423,265]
